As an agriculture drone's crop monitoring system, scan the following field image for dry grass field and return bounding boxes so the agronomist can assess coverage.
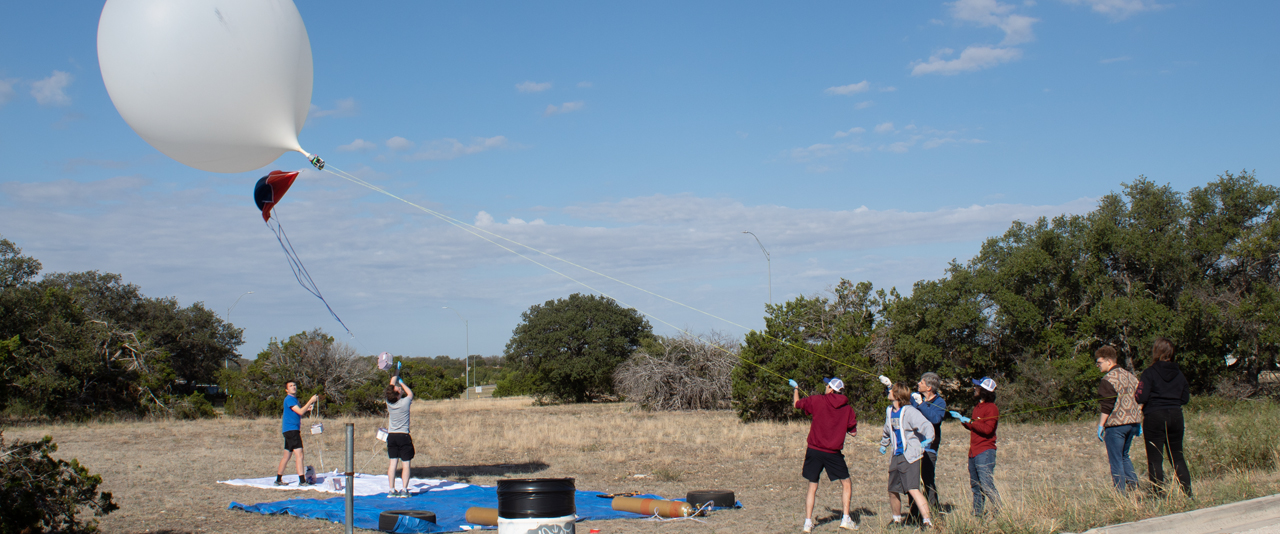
[6,396,1280,534]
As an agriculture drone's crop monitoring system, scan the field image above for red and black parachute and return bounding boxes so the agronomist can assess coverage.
[253,170,299,222]
[252,170,352,336]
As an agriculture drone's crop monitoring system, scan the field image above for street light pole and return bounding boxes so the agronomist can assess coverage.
[443,307,470,400]
[742,231,771,306]
[225,291,253,369]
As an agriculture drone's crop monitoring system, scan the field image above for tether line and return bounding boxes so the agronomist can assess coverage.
[321,166,877,385]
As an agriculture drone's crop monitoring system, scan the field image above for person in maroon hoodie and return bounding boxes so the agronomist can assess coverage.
[793,377,859,532]
[950,377,1001,518]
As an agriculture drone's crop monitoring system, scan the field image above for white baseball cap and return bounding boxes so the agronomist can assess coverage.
[823,377,845,392]
[972,377,997,392]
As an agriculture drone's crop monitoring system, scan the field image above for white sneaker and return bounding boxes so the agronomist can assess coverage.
[803,519,814,533]
[840,517,858,530]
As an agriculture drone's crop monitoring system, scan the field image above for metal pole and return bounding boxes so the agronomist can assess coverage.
[742,231,772,306]
[345,423,354,534]
[224,291,253,369]
[443,307,469,399]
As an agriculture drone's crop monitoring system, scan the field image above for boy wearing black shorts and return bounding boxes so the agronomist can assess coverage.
[793,377,859,532]
[275,380,318,486]
[385,373,415,497]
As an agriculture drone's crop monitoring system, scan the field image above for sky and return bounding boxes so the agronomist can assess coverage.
[1,0,1276,362]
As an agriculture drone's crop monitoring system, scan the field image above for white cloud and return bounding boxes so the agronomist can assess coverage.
[310,97,358,119]
[950,0,1038,45]
[516,81,552,93]
[0,78,15,107]
[31,70,72,106]
[880,86,897,92]
[409,136,507,161]
[1060,0,1163,19]
[874,122,896,134]
[824,81,870,95]
[338,139,378,152]
[911,46,1022,75]
[506,217,546,225]
[833,127,866,139]
[386,136,415,151]
[577,81,593,88]
[0,173,1099,362]
[855,101,874,110]
[923,137,988,149]
[545,101,584,116]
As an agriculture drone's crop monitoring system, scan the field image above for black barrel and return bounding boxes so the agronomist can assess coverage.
[497,478,576,519]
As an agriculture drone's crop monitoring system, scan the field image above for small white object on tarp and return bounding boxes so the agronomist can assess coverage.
[218,473,468,497]
[378,352,393,370]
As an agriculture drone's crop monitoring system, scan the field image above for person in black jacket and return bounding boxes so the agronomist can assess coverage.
[1135,338,1192,497]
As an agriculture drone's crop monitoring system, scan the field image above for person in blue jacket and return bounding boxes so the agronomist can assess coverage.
[908,372,946,519]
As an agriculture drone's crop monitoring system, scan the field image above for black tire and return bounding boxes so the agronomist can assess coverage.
[379,510,437,531]
[686,490,735,509]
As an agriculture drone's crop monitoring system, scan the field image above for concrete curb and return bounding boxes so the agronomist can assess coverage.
[1078,493,1280,534]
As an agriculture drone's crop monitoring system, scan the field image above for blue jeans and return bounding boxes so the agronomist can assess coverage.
[969,449,1000,517]
[1104,424,1140,494]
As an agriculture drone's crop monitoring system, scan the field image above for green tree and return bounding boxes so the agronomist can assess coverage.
[733,280,886,422]
[0,432,117,532]
[500,293,652,403]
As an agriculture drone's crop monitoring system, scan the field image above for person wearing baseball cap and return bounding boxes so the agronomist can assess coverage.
[949,377,1001,517]
[792,376,859,532]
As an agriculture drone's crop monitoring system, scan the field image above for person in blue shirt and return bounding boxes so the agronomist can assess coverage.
[274,380,319,486]
[909,371,947,518]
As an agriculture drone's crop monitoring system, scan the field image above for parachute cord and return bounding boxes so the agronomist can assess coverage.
[266,211,355,338]
[320,165,875,384]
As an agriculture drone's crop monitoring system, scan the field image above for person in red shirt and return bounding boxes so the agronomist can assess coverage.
[793,377,859,532]
[950,377,1001,517]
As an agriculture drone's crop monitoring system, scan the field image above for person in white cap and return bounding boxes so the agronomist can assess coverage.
[792,377,859,532]
[950,377,1001,517]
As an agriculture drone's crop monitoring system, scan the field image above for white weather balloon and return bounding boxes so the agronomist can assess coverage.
[97,0,315,173]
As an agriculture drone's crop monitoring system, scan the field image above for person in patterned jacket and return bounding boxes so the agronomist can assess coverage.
[1095,346,1142,495]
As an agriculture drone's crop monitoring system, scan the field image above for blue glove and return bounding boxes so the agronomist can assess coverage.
[789,379,799,388]
[921,438,932,449]
[396,361,401,371]
[1137,425,1143,437]
[949,410,971,423]
[1097,425,1104,441]
[879,446,887,455]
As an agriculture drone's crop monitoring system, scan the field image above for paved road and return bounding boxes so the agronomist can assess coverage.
[1080,494,1280,534]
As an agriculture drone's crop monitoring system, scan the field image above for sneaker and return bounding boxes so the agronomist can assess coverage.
[388,490,401,498]
[274,479,289,486]
[298,480,313,487]
[802,519,814,533]
[839,517,858,530]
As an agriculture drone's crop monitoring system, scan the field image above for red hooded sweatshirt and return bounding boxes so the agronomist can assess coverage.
[796,392,858,453]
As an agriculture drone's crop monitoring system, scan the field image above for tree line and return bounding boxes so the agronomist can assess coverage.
[497,172,1279,423]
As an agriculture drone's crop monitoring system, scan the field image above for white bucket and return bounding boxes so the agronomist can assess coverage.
[310,422,324,435]
[376,427,389,442]
[497,515,575,534]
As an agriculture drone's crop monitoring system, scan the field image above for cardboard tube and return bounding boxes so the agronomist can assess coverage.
[465,507,498,526]
[611,496,694,518]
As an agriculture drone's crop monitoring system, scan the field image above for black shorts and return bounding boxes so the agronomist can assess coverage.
[283,430,303,451]
[387,433,415,461]
[802,448,850,482]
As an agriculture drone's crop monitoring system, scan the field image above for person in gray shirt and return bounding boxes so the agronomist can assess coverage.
[385,373,415,497]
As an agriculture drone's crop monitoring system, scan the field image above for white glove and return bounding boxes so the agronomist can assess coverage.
[879,375,892,387]
[911,392,923,405]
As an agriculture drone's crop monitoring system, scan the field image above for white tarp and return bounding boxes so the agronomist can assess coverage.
[218,472,468,497]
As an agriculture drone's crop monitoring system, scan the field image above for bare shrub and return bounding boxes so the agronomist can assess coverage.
[613,332,737,411]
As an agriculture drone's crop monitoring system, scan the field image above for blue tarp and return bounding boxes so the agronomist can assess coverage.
[229,486,668,533]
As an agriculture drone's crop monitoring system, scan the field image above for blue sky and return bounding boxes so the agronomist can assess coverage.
[1,0,1276,361]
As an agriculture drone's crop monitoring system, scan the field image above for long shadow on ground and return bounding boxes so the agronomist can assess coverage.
[412,462,549,481]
